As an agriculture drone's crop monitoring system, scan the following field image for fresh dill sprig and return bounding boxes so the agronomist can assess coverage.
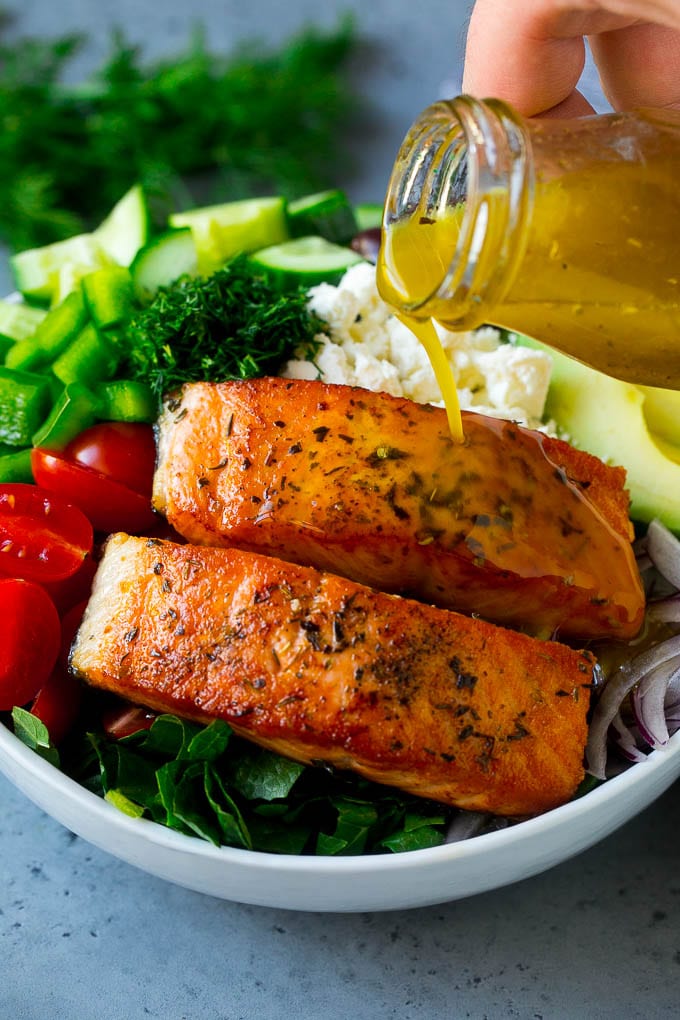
[0,13,360,251]
[125,256,325,398]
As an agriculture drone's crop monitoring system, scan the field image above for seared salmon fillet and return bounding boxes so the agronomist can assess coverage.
[71,534,595,816]
[153,377,644,640]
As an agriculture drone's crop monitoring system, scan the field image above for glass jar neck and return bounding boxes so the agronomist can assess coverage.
[378,96,535,325]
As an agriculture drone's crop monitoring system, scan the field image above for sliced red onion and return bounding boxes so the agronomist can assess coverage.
[586,633,680,779]
[609,711,648,764]
[645,519,680,589]
[446,811,493,843]
[631,659,680,749]
[647,594,680,623]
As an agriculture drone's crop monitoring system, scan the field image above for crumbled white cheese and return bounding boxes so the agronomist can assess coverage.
[282,262,554,430]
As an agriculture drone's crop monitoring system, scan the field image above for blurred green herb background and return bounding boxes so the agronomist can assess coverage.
[0,8,360,252]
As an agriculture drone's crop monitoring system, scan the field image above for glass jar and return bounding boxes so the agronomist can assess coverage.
[376,96,680,388]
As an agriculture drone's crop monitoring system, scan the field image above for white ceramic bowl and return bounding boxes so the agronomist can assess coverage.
[2,717,679,912]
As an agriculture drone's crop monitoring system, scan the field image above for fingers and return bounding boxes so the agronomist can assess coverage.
[590,22,680,108]
[461,0,680,115]
[462,0,632,115]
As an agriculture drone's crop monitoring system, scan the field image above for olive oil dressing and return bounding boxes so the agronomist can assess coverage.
[377,97,680,439]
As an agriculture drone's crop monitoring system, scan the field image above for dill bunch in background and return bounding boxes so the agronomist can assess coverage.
[0,9,360,252]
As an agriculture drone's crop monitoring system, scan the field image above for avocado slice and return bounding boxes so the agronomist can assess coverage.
[517,336,680,531]
[635,386,680,446]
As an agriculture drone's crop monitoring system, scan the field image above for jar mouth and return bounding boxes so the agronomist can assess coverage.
[377,96,534,325]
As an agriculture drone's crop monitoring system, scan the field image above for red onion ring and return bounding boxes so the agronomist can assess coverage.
[647,594,680,623]
[631,659,680,748]
[609,711,647,764]
[645,519,680,589]
[586,634,680,779]
[445,811,502,843]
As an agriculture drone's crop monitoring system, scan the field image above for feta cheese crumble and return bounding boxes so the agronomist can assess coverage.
[282,262,553,430]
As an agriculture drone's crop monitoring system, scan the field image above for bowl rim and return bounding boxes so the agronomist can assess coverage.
[2,715,679,876]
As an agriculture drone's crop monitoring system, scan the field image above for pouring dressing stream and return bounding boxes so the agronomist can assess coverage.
[377,96,680,441]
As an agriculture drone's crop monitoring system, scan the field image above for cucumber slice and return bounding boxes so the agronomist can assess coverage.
[130,228,198,303]
[10,234,114,303]
[286,189,358,245]
[354,203,383,231]
[94,183,150,267]
[248,236,364,290]
[170,196,288,275]
[0,300,47,342]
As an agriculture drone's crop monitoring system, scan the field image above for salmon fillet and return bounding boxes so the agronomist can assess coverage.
[152,377,644,640]
[71,534,595,816]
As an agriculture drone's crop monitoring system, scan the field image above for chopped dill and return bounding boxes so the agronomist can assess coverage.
[125,255,325,398]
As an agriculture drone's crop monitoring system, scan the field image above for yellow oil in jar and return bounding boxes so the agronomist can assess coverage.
[379,154,680,391]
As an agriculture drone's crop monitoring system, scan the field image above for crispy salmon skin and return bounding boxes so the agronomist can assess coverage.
[153,378,644,640]
[71,534,595,816]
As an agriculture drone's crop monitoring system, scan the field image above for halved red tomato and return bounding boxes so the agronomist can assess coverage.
[0,484,93,583]
[0,578,61,710]
[31,667,82,745]
[30,597,88,742]
[66,422,156,497]
[32,421,158,534]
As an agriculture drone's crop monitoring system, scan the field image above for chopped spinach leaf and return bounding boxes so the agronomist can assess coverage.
[65,711,453,856]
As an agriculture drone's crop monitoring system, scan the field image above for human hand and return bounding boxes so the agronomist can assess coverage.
[462,0,680,116]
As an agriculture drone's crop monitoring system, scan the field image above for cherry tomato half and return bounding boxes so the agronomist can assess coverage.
[31,666,82,745]
[65,422,156,497]
[29,597,88,743]
[0,578,61,711]
[0,484,94,583]
[31,446,159,535]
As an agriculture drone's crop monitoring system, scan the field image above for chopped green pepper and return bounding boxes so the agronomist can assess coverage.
[32,382,99,450]
[0,366,53,446]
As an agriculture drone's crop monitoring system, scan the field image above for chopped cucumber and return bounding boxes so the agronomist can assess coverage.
[170,196,288,275]
[94,183,150,267]
[287,189,357,245]
[248,235,363,290]
[10,234,114,303]
[0,300,47,342]
[10,186,147,302]
[130,228,198,303]
[354,203,383,231]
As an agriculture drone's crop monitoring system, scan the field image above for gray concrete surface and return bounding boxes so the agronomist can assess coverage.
[3,4,676,1019]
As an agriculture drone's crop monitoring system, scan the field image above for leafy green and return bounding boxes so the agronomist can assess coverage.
[11,706,60,767]
[125,256,324,397]
[0,13,360,251]
[70,713,453,855]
